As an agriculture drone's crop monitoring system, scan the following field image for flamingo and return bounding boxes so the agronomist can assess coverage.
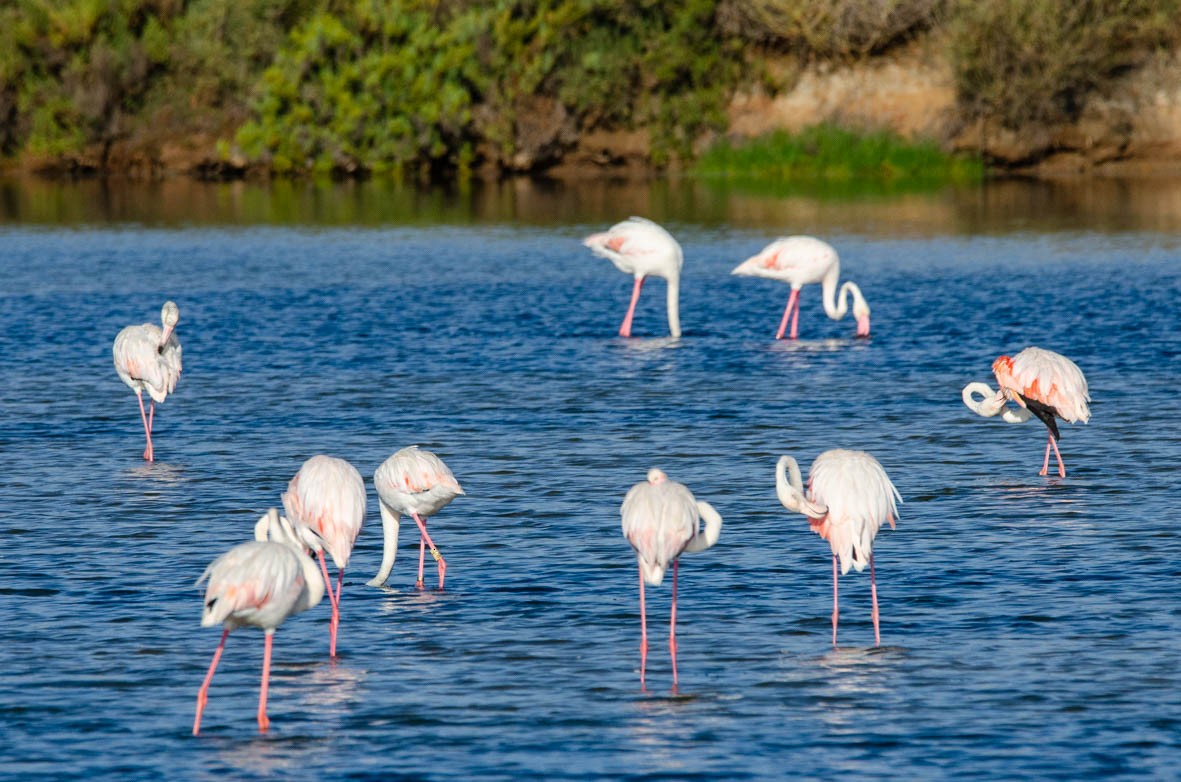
[112,301,182,461]
[621,468,722,688]
[731,236,870,339]
[583,217,683,338]
[368,446,464,590]
[193,508,325,735]
[776,450,901,647]
[962,347,1091,477]
[281,455,366,657]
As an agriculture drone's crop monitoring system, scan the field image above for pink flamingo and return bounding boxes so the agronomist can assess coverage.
[776,450,901,647]
[369,446,464,590]
[281,455,365,657]
[962,347,1091,477]
[621,468,722,688]
[731,237,870,339]
[583,217,683,338]
[112,301,182,460]
[193,508,325,735]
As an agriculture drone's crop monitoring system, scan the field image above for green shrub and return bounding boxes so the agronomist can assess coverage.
[720,0,945,57]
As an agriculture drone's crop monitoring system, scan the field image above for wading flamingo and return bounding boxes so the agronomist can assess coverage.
[962,347,1091,477]
[731,237,870,339]
[622,468,722,688]
[583,217,683,338]
[369,446,464,590]
[776,450,901,647]
[281,455,365,657]
[193,508,325,735]
[112,301,182,461]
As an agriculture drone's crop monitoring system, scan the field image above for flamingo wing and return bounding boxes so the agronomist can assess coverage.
[282,456,366,569]
[1004,348,1091,423]
[807,450,901,575]
[199,542,305,629]
[621,480,697,585]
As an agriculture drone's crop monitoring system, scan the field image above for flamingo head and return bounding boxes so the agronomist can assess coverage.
[646,468,668,485]
[160,300,179,342]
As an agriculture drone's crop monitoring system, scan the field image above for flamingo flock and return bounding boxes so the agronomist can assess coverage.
[110,217,1094,731]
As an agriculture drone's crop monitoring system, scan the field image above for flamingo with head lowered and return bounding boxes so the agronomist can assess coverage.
[621,468,722,689]
[583,217,683,338]
[112,301,182,461]
[777,450,901,647]
[962,347,1091,477]
[732,236,869,339]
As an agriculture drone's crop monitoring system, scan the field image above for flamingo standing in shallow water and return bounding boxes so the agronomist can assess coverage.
[962,347,1091,477]
[776,450,901,647]
[583,217,683,338]
[281,455,366,657]
[731,236,870,339]
[112,301,182,461]
[368,446,464,590]
[621,468,722,688]
[193,509,325,735]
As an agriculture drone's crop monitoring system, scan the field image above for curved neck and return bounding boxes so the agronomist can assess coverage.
[666,276,681,338]
[684,500,721,553]
[776,455,827,517]
[962,382,1032,423]
[820,263,845,320]
[366,501,401,587]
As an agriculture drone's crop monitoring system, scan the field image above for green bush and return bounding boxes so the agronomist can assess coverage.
[720,0,945,57]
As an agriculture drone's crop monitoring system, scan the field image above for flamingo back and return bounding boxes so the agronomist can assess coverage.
[731,236,839,285]
[807,450,901,575]
[113,323,183,403]
[993,348,1090,423]
[282,455,366,569]
[374,445,464,517]
[583,217,683,278]
[198,541,309,631]
[621,475,698,586]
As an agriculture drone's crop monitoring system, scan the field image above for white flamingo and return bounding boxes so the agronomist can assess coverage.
[621,468,722,688]
[731,236,870,339]
[776,450,901,647]
[112,301,182,461]
[962,347,1091,477]
[192,508,325,735]
[281,455,366,657]
[583,217,683,338]
[369,446,464,590]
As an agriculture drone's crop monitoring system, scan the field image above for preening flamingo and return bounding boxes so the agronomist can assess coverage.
[281,455,366,657]
[621,468,722,688]
[368,446,464,590]
[583,217,683,338]
[731,236,870,339]
[777,450,901,647]
[962,347,1091,477]
[112,301,182,461]
[193,508,325,735]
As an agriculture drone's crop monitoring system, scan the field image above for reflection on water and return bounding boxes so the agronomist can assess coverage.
[6,174,1181,234]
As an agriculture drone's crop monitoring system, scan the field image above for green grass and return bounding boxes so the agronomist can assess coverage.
[692,124,984,187]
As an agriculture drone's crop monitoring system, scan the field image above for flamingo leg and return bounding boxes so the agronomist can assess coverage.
[831,553,840,648]
[775,289,800,340]
[148,401,155,434]
[257,630,273,733]
[620,277,644,337]
[669,558,679,689]
[1039,435,1052,476]
[135,390,154,461]
[329,569,344,656]
[417,534,426,589]
[316,551,340,656]
[790,289,801,339]
[638,564,648,689]
[411,512,446,589]
[870,554,881,647]
[193,628,229,735]
[1049,435,1066,477]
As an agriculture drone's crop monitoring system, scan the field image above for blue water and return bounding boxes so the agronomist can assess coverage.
[2,185,1181,780]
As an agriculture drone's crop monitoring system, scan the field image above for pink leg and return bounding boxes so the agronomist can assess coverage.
[790,290,801,339]
[775,289,799,340]
[870,554,880,647]
[193,628,229,735]
[619,277,644,337]
[135,390,154,461]
[669,559,679,689]
[148,401,155,434]
[316,552,340,656]
[258,631,273,733]
[638,564,648,689]
[831,554,840,648]
[417,535,426,589]
[329,569,344,656]
[1039,436,1052,477]
[411,513,446,589]
[1049,436,1066,477]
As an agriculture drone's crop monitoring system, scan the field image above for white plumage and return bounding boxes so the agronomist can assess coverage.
[112,301,182,460]
[583,217,683,338]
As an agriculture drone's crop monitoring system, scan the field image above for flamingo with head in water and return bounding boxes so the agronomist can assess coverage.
[776,450,901,647]
[731,236,870,339]
[112,301,182,461]
[583,217,683,338]
[962,346,1091,477]
[621,468,722,688]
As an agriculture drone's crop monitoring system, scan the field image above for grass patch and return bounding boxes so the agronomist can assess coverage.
[692,124,984,186]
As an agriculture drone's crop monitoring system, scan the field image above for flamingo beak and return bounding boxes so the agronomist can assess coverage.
[855,315,870,337]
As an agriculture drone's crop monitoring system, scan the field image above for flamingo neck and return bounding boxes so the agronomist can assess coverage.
[962,382,1032,423]
[665,275,681,338]
[366,501,401,587]
[776,455,827,517]
[683,500,722,553]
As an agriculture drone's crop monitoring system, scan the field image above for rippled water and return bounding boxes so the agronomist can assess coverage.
[2,181,1180,780]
